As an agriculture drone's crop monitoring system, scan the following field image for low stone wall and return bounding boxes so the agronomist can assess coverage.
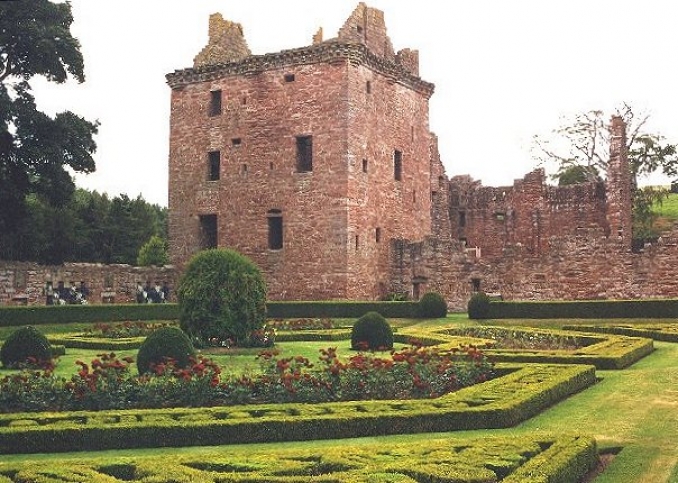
[391,226,678,311]
[0,262,178,306]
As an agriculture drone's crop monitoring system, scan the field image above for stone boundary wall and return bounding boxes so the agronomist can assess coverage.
[0,262,178,306]
[391,226,678,311]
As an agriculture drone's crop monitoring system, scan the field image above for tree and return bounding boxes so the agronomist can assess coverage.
[532,104,678,242]
[532,104,678,186]
[137,235,169,266]
[0,0,98,259]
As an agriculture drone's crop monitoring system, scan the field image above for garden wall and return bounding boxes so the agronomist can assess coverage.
[0,261,178,306]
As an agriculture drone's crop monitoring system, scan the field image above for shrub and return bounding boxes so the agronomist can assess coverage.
[417,292,448,318]
[136,326,196,374]
[177,248,267,346]
[351,311,393,350]
[0,326,53,368]
[468,292,491,319]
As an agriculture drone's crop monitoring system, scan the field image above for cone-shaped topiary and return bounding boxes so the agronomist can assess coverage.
[468,292,491,319]
[136,326,196,374]
[417,291,448,318]
[351,311,393,351]
[177,248,267,347]
[0,326,53,368]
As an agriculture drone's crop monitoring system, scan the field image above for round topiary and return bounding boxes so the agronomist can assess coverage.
[467,292,491,320]
[0,326,53,368]
[417,291,448,318]
[351,311,393,351]
[136,326,196,374]
[177,248,267,347]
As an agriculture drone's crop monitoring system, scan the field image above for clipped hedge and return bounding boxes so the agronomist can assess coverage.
[267,301,419,319]
[0,363,595,454]
[0,304,180,327]
[0,434,596,483]
[489,298,678,319]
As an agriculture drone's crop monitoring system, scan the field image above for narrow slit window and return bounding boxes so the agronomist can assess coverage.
[362,159,368,173]
[208,151,220,181]
[459,211,466,227]
[209,90,222,116]
[199,214,218,249]
[375,227,381,243]
[355,234,359,251]
[267,209,283,250]
[241,164,248,175]
[366,81,371,94]
[394,149,402,181]
[296,135,313,172]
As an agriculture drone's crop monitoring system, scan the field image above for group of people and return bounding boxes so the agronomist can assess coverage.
[46,281,89,305]
[136,281,170,304]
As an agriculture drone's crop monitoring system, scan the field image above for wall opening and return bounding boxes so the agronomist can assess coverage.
[209,90,222,116]
[471,278,481,293]
[199,214,218,249]
[284,73,295,83]
[296,135,313,172]
[459,211,466,227]
[208,151,220,181]
[267,209,283,250]
[355,234,359,251]
[232,138,242,146]
[362,159,368,173]
[394,149,402,181]
[375,227,381,243]
[366,80,371,94]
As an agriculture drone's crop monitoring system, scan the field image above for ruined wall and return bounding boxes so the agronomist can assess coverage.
[0,262,177,306]
[450,169,609,258]
[391,226,678,311]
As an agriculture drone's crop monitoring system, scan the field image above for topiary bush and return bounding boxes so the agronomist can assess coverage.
[351,311,393,351]
[136,326,196,374]
[417,291,448,318]
[0,326,53,368]
[177,248,267,347]
[468,292,491,320]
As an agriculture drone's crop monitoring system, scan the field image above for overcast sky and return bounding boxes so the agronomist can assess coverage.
[32,0,678,206]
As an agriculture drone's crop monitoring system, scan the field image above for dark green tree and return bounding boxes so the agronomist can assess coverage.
[137,235,169,266]
[0,0,98,260]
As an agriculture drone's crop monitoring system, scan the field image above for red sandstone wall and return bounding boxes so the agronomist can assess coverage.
[169,61,352,300]
[392,225,678,311]
[0,262,177,306]
[344,63,432,299]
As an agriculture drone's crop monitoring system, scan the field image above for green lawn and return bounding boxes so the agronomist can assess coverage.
[655,192,678,219]
[1,316,677,482]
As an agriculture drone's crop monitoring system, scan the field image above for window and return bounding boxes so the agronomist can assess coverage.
[241,164,248,175]
[355,235,359,251]
[413,190,417,203]
[471,278,481,293]
[208,151,220,181]
[394,149,402,181]
[232,138,242,146]
[366,81,371,94]
[267,209,283,249]
[284,73,295,83]
[459,211,466,227]
[199,214,218,249]
[269,162,274,170]
[296,135,313,172]
[209,90,222,116]
[375,227,381,243]
[362,159,368,173]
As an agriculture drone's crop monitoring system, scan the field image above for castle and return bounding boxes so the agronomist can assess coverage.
[165,3,678,310]
[1,3,677,308]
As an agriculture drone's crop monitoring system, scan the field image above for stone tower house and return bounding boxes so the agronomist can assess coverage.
[166,4,435,300]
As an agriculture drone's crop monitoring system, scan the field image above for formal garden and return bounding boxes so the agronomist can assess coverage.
[0,250,676,482]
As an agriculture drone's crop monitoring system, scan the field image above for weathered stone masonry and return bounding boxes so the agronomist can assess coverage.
[167,3,433,301]
[165,3,678,309]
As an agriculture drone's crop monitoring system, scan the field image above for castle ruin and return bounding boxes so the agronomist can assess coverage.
[164,3,678,310]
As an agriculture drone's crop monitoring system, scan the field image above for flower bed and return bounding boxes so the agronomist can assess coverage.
[0,344,494,413]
